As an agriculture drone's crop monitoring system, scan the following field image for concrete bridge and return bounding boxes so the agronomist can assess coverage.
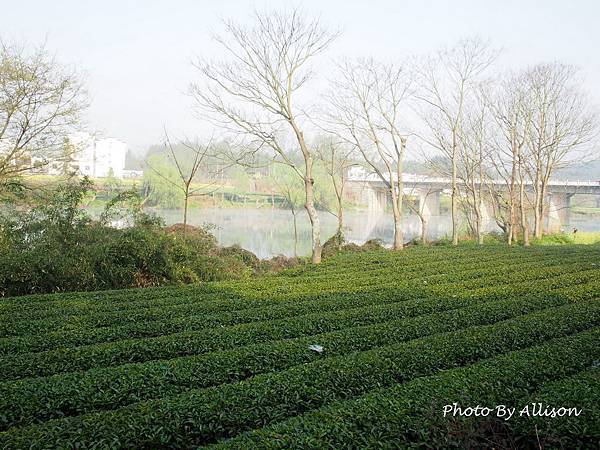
[346,170,600,232]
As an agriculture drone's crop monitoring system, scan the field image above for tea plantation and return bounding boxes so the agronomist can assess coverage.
[0,245,598,448]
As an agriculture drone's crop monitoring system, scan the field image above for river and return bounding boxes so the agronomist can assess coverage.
[94,206,598,258]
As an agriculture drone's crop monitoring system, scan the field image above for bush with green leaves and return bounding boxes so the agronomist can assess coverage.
[0,179,288,296]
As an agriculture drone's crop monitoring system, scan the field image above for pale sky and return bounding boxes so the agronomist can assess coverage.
[2,0,599,152]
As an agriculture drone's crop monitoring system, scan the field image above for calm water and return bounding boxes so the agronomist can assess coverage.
[155,208,450,258]
[92,206,598,258]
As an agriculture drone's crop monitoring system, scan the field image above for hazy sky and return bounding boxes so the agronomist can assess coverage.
[2,0,599,152]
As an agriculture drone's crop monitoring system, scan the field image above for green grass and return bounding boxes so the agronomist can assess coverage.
[573,231,600,244]
[572,206,600,215]
[0,245,598,448]
[530,231,600,245]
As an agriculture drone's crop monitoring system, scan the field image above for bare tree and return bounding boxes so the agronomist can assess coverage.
[458,86,494,244]
[486,71,532,245]
[405,185,437,244]
[0,40,87,181]
[327,58,412,250]
[146,135,224,237]
[522,63,597,238]
[314,136,355,243]
[191,9,338,263]
[417,38,497,245]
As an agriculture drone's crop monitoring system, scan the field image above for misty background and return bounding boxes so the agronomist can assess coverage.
[2,0,600,154]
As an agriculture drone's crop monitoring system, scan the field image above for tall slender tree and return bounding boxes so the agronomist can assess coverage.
[191,9,338,263]
[145,135,225,237]
[522,63,597,237]
[417,38,497,245]
[327,58,412,250]
[314,136,355,243]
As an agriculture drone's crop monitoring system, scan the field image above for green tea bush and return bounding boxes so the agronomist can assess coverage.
[1,304,597,448]
[0,245,597,448]
[214,330,599,449]
[0,295,593,429]
[532,232,576,245]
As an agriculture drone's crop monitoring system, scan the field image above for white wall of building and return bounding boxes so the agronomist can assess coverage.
[60,133,128,178]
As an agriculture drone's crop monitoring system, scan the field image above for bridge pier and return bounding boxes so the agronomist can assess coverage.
[418,190,440,218]
[477,198,495,231]
[366,186,388,212]
[547,193,573,232]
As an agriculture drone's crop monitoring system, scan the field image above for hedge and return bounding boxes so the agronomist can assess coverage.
[0,270,595,379]
[0,301,597,449]
[0,249,577,336]
[211,330,599,449]
[0,294,587,429]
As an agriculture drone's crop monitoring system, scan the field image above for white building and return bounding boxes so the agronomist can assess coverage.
[49,132,128,178]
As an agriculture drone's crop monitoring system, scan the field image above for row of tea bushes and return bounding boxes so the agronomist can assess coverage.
[1,302,598,448]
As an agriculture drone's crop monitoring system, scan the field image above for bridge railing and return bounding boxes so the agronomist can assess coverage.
[348,174,600,188]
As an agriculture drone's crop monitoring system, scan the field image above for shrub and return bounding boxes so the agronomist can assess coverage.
[1,304,597,448]
[164,223,218,253]
[0,245,597,448]
[259,255,305,273]
[0,295,591,429]
[532,232,575,245]
[0,181,275,296]
[212,244,261,270]
[321,231,345,257]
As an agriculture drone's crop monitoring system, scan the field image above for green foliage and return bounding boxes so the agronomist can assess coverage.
[0,246,598,448]
[0,295,594,429]
[532,232,575,245]
[321,230,345,257]
[103,167,122,195]
[142,153,182,208]
[229,166,253,193]
[0,301,597,447]
[0,178,97,295]
[0,180,289,297]
[217,331,599,449]
[99,188,162,227]
[311,160,338,211]
[268,162,336,212]
[268,164,305,210]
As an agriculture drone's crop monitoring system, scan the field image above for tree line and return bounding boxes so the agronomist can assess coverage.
[1,8,597,264]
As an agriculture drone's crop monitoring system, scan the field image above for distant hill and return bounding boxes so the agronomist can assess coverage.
[555,160,600,181]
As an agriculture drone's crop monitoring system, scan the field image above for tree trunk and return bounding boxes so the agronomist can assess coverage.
[451,147,459,246]
[395,142,405,250]
[336,183,344,241]
[291,209,298,257]
[475,209,483,245]
[539,180,548,236]
[291,124,322,264]
[519,180,530,246]
[390,186,403,250]
[533,168,544,239]
[183,187,189,239]
[471,180,483,245]
[304,174,322,263]
[420,215,428,245]
[509,171,518,245]
[337,206,344,250]
[393,213,403,249]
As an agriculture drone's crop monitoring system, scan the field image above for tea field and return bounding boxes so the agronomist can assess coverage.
[0,245,598,448]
